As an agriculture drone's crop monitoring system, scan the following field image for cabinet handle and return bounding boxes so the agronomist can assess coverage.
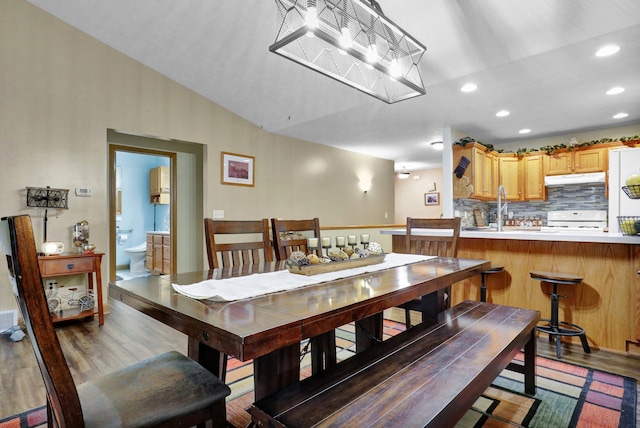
[67,263,74,270]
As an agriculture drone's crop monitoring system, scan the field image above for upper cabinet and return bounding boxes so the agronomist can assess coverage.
[546,147,607,175]
[150,166,170,204]
[453,143,496,200]
[497,154,521,200]
[522,154,546,200]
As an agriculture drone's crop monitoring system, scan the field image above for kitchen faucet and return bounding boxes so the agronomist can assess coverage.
[497,185,507,232]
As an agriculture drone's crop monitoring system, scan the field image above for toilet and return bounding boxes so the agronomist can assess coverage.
[124,242,147,274]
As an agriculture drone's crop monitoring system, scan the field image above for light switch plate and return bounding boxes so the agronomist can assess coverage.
[213,210,224,219]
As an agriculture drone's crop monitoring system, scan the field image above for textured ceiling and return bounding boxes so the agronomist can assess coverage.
[26,0,640,171]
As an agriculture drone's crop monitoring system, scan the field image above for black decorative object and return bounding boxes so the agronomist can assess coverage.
[26,186,69,242]
[454,156,470,179]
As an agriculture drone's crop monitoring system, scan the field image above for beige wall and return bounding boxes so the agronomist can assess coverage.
[0,0,395,312]
[394,168,444,223]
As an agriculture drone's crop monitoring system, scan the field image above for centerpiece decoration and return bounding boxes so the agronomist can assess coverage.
[286,239,385,276]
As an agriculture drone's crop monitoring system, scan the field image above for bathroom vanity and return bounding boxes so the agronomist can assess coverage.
[146,232,171,274]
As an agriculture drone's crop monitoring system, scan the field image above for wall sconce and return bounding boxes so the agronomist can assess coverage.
[359,179,372,193]
[398,168,410,179]
[26,186,69,242]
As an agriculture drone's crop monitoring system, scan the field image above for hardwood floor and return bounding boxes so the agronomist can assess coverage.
[1,298,639,423]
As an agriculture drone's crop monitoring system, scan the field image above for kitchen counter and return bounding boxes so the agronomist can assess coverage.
[380,228,640,244]
[384,227,640,354]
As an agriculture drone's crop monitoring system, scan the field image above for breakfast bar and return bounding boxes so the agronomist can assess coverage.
[382,228,640,354]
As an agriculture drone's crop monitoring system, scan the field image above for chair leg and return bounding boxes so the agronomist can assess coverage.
[579,333,592,354]
[404,308,412,329]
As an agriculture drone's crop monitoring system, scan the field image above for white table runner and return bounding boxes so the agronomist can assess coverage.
[172,253,435,301]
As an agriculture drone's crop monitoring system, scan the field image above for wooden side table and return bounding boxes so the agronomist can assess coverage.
[38,252,104,325]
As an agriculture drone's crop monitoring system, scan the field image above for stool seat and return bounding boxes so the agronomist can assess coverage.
[530,271,582,284]
[530,270,590,359]
[480,264,504,302]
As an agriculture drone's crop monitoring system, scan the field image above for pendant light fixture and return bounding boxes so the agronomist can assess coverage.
[271,0,426,103]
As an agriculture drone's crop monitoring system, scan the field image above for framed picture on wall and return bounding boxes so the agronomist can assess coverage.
[221,152,255,187]
[424,192,440,206]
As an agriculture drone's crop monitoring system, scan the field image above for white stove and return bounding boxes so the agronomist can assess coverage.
[541,210,607,232]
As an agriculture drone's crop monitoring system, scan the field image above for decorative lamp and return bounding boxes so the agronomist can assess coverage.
[271,0,426,103]
[26,186,69,242]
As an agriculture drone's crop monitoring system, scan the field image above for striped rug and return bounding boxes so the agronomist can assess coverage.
[1,319,636,427]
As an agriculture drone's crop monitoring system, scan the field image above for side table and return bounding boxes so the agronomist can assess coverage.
[38,252,104,325]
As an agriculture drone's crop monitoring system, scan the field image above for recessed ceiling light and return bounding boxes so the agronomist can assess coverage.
[496,110,510,117]
[613,113,629,119]
[431,141,444,150]
[595,45,620,57]
[606,87,625,95]
[461,83,477,92]
[519,128,531,134]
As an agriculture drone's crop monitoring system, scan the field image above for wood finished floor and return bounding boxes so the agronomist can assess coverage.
[1,298,639,424]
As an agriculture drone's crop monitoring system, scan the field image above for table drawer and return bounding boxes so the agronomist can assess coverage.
[40,257,94,275]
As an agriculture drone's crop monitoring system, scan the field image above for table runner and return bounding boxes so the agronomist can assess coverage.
[172,253,435,301]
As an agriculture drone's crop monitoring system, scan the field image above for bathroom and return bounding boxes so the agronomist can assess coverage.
[115,151,171,280]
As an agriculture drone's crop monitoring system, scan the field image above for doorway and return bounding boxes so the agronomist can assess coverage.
[107,130,205,283]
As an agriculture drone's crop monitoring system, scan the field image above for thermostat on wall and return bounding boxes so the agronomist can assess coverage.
[75,187,92,197]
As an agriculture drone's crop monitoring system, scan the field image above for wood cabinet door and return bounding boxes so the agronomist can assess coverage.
[498,155,521,200]
[546,151,572,175]
[573,148,607,173]
[523,155,546,200]
[472,148,486,199]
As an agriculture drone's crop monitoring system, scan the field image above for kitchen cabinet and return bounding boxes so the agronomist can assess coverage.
[522,154,546,200]
[546,147,607,175]
[497,155,521,200]
[150,166,170,204]
[453,143,496,200]
[146,233,171,274]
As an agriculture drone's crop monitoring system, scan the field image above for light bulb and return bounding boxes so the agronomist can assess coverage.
[366,45,378,64]
[389,58,401,78]
[339,27,352,49]
[305,6,318,30]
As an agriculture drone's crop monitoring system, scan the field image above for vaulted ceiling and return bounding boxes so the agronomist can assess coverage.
[27,0,640,170]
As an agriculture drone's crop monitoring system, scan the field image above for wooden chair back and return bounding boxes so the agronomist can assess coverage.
[271,218,321,260]
[204,218,273,269]
[405,217,461,257]
[1,215,84,426]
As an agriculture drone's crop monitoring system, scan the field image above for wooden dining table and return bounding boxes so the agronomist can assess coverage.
[109,256,490,400]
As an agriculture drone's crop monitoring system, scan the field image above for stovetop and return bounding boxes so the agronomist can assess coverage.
[544,210,607,231]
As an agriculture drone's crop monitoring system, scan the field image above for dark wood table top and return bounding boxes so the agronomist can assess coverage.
[109,257,490,362]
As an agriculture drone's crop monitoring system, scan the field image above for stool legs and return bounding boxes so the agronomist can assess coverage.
[480,273,487,303]
[537,282,591,359]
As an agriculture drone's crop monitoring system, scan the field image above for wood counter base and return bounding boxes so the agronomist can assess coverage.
[453,238,640,354]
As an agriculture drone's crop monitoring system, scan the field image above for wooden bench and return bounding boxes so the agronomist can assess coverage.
[250,300,540,428]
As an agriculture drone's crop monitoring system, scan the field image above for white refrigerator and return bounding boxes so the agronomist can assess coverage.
[608,147,640,234]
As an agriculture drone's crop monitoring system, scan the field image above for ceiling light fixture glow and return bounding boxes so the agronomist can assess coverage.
[496,110,510,117]
[461,83,477,92]
[606,87,625,95]
[595,45,620,57]
[271,0,426,104]
[613,113,629,119]
[398,168,410,179]
[431,141,444,150]
[519,128,531,134]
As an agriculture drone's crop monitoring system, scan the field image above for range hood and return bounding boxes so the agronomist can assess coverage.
[544,172,606,187]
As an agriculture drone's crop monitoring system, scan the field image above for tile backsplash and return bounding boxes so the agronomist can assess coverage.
[454,184,608,228]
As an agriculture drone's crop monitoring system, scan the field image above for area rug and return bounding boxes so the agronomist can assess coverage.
[2,319,636,428]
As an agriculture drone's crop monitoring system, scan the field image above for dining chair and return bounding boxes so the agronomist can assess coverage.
[203,217,273,381]
[397,217,462,328]
[1,215,230,428]
[270,217,334,373]
[271,217,322,260]
[204,218,273,269]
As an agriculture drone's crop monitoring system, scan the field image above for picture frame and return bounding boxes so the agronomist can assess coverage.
[221,151,255,187]
[424,192,440,206]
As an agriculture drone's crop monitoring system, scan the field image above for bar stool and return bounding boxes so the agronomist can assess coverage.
[530,271,591,359]
[480,264,504,302]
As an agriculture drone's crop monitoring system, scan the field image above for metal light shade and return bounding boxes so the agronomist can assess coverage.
[271,0,426,103]
[26,186,69,243]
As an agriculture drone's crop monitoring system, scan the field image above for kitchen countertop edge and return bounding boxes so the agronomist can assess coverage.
[380,228,640,244]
